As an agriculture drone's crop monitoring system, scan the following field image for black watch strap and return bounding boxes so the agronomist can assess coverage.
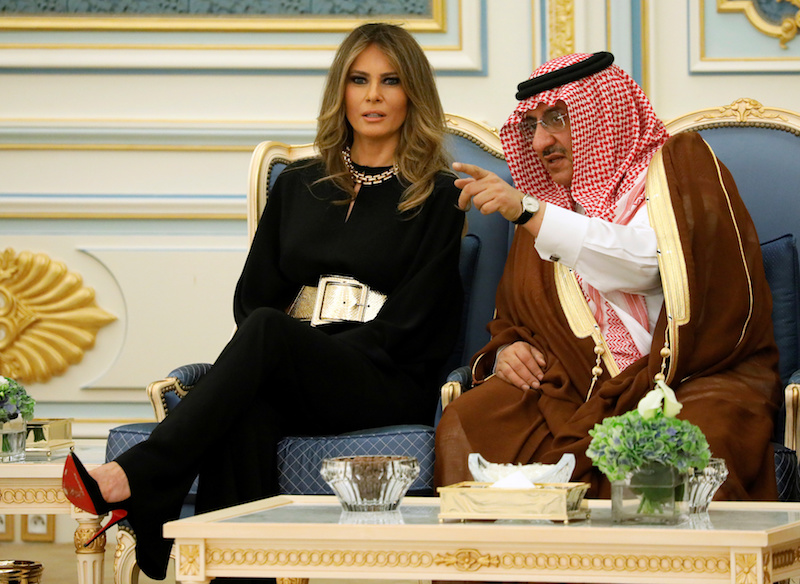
[513,210,533,225]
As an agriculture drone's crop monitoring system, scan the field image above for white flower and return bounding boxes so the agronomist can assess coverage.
[637,380,683,419]
[0,376,8,389]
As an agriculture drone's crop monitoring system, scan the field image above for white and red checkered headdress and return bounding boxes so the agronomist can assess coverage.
[500,52,669,222]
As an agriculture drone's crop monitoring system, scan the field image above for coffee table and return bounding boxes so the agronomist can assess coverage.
[164,494,800,584]
[0,442,108,584]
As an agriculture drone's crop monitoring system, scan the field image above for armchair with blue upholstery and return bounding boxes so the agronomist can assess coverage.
[667,100,800,502]
[106,114,515,584]
[441,98,800,502]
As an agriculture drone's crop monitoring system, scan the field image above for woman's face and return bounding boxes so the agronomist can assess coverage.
[344,43,408,153]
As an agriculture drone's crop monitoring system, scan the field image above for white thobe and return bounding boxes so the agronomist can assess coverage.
[535,203,663,356]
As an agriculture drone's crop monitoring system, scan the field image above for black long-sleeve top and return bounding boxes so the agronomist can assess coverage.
[233,159,465,388]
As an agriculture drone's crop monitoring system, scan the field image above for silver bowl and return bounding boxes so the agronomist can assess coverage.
[320,455,420,512]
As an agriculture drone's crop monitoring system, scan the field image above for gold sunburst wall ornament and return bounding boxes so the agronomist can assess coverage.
[0,248,116,384]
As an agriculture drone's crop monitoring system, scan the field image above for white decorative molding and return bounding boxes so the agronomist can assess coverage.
[717,0,799,49]
[0,118,317,219]
[0,0,483,71]
[0,194,246,219]
[0,120,318,149]
[2,234,247,400]
[0,2,447,33]
[690,0,800,72]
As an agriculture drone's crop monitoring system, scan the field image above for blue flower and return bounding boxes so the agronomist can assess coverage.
[0,377,34,424]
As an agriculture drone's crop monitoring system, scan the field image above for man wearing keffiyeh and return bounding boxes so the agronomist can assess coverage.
[435,52,781,500]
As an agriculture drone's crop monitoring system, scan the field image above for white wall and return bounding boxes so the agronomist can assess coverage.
[1,0,798,435]
[647,1,800,122]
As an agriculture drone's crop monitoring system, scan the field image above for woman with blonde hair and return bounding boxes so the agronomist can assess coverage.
[62,22,464,583]
[315,22,452,212]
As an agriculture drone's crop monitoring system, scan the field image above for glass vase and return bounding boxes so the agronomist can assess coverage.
[611,462,687,524]
[0,417,26,462]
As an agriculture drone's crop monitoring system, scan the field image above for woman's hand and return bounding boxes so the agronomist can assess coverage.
[494,341,546,390]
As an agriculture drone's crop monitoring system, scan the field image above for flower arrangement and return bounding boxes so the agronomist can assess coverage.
[587,382,712,520]
[0,376,35,424]
[586,381,711,483]
[0,375,35,458]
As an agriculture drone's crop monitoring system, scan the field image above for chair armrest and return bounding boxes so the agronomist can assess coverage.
[146,363,212,422]
[784,370,800,452]
[440,366,474,411]
[435,366,474,427]
[446,365,473,386]
[168,363,213,386]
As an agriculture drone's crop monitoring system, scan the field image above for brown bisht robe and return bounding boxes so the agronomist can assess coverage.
[435,132,781,500]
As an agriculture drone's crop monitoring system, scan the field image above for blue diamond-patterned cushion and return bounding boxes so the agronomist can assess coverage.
[107,423,434,500]
[105,422,155,460]
[773,442,800,502]
[277,424,434,496]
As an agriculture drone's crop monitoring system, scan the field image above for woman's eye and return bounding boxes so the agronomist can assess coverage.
[383,77,401,85]
[350,75,367,85]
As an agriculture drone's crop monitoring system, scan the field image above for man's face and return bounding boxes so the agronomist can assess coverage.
[523,101,573,188]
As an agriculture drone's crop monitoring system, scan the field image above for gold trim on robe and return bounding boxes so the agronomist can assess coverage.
[645,147,690,384]
[553,262,620,378]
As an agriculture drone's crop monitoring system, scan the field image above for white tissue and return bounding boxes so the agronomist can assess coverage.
[490,470,535,489]
[468,452,576,484]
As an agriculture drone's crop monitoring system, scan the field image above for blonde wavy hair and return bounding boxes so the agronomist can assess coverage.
[315,22,452,213]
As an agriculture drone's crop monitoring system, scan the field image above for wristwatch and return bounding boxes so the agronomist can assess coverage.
[512,194,540,225]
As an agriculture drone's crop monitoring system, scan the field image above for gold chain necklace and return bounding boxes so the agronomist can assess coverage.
[342,147,398,186]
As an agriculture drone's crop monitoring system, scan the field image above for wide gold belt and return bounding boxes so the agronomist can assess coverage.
[288,275,387,327]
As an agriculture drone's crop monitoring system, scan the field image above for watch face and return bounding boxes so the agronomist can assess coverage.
[522,195,540,213]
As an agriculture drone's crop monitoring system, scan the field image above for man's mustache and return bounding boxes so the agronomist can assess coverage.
[542,145,568,158]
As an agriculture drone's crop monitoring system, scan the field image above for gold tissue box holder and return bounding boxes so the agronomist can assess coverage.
[437,481,590,523]
[25,418,74,458]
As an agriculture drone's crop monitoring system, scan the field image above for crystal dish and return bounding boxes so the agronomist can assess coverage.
[320,455,419,512]
[685,457,729,514]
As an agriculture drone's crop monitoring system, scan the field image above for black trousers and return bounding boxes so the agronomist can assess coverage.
[115,307,430,580]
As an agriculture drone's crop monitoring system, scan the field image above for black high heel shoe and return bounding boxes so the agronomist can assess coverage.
[62,452,128,545]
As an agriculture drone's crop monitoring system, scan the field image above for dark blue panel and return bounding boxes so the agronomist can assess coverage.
[697,126,800,244]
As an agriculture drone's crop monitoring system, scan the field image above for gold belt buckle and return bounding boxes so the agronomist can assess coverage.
[310,276,370,327]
